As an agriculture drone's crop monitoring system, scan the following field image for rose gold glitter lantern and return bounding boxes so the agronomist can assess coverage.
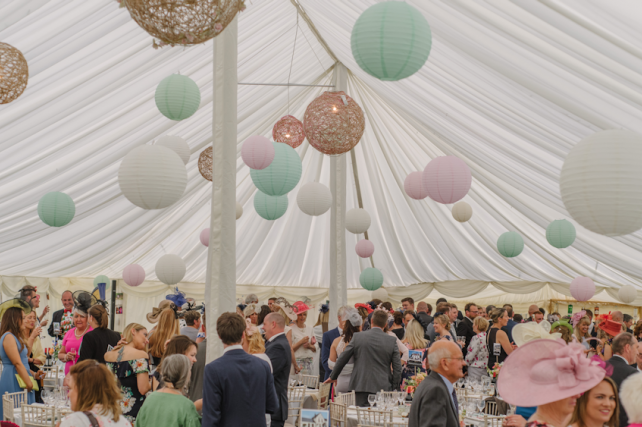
[303,91,365,156]
[198,147,213,181]
[0,42,28,104]
[272,115,305,148]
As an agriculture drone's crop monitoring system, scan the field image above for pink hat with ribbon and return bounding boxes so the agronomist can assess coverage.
[292,301,311,315]
[497,339,606,407]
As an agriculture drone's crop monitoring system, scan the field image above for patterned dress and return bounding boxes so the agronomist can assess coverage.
[106,358,149,422]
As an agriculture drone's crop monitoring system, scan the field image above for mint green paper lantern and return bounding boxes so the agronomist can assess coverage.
[546,220,576,249]
[497,232,524,258]
[360,267,384,291]
[351,2,432,81]
[93,275,110,290]
[254,192,288,220]
[155,74,201,121]
[37,192,75,227]
[250,142,302,196]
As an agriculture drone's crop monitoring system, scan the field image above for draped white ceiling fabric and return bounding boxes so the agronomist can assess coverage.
[1,0,642,304]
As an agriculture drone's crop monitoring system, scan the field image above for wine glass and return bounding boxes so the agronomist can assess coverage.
[398,391,405,407]
[476,399,485,416]
[376,393,384,409]
[41,389,50,406]
[368,394,376,408]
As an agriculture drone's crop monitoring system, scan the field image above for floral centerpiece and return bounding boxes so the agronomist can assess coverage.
[403,372,426,396]
[487,362,502,381]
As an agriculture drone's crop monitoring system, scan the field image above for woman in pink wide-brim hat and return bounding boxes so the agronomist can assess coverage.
[497,339,607,427]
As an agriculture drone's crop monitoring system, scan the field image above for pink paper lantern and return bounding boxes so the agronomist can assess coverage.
[404,171,429,200]
[241,135,275,170]
[570,276,595,302]
[355,239,375,258]
[422,156,472,204]
[273,115,305,148]
[123,264,145,287]
[200,228,210,247]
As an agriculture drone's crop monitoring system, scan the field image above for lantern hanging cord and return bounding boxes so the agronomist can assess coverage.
[287,12,299,115]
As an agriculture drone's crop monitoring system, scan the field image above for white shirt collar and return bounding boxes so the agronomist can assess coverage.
[268,331,285,342]
[223,344,243,354]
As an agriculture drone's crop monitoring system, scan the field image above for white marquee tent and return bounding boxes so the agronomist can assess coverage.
[1,0,642,329]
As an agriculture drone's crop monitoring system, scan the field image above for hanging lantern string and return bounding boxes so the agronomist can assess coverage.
[287,12,299,115]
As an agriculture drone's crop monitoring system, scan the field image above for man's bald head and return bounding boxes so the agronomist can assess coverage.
[263,312,285,339]
[612,311,624,323]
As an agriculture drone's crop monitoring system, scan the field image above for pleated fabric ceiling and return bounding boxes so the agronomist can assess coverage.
[1,0,642,302]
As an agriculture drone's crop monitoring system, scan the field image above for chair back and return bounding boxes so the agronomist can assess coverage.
[287,385,307,426]
[483,415,504,427]
[42,366,59,390]
[317,382,331,409]
[329,402,347,427]
[2,391,27,421]
[484,400,498,416]
[334,391,355,407]
[21,404,56,427]
[356,407,393,427]
[384,422,409,427]
[299,374,319,389]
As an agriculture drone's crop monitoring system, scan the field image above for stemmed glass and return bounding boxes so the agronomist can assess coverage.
[368,394,376,408]
[476,399,485,416]
[397,391,406,407]
[41,389,50,406]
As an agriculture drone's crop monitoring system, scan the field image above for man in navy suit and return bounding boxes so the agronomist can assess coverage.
[202,312,278,427]
[321,306,350,381]
[265,313,293,427]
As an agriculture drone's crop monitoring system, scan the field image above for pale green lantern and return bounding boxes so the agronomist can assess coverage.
[250,142,302,196]
[497,232,524,258]
[155,74,201,121]
[93,275,110,291]
[351,1,432,81]
[360,267,384,291]
[546,220,576,249]
[254,191,288,220]
[37,192,75,227]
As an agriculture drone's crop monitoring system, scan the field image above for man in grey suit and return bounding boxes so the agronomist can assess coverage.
[409,341,465,427]
[326,309,402,407]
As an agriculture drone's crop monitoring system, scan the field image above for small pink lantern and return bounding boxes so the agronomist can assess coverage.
[570,276,595,302]
[404,171,429,200]
[241,135,275,170]
[273,115,305,148]
[123,264,145,287]
[355,239,375,258]
[304,91,365,155]
[200,228,210,247]
[422,156,472,204]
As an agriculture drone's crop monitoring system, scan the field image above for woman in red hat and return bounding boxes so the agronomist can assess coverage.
[290,301,316,375]
[597,319,622,361]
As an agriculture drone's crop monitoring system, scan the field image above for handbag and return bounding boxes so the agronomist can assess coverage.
[15,375,39,391]
[83,411,99,427]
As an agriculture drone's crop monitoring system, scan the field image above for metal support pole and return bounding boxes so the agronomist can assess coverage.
[110,280,116,330]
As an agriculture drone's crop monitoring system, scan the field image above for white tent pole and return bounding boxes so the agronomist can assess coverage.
[328,63,349,329]
[205,16,238,363]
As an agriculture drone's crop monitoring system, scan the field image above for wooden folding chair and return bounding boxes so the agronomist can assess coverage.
[287,385,307,426]
[329,402,347,427]
[317,382,331,409]
[334,390,355,406]
[483,415,505,427]
[356,407,393,427]
[2,391,27,421]
[21,404,56,427]
[299,374,319,389]
[41,366,59,390]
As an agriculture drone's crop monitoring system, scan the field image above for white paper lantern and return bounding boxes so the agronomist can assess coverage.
[452,201,472,223]
[119,145,187,209]
[200,228,209,247]
[155,254,186,285]
[236,202,243,220]
[618,285,637,304]
[345,208,371,234]
[156,135,190,165]
[570,277,595,302]
[297,182,332,216]
[560,130,642,236]
[372,288,388,301]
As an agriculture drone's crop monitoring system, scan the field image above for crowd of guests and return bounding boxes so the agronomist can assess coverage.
[0,286,640,427]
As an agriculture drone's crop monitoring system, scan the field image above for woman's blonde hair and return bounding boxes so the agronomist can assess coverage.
[433,313,450,331]
[314,310,329,334]
[148,308,179,358]
[246,332,266,354]
[573,316,590,342]
[114,323,147,352]
[473,316,489,333]
[274,306,293,325]
[403,319,427,349]
[69,360,123,421]
[570,377,619,427]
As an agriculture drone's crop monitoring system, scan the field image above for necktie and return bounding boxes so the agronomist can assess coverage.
[451,388,459,416]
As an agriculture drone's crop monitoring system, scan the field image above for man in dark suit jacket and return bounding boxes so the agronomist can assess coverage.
[47,290,74,339]
[416,302,433,326]
[456,303,478,355]
[501,304,517,344]
[202,312,278,427]
[321,306,349,381]
[327,310,402,407]
[265,312,293,427]
[606,333,639,427]
[409,341,464,427]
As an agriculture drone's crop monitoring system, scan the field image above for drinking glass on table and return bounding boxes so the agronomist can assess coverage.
[41,389,50,406]
[476,399,485,416]
[368,394,376,408]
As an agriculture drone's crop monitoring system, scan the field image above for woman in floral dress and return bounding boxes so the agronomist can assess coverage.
[465,316,489,381]
[105,323,151,423]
